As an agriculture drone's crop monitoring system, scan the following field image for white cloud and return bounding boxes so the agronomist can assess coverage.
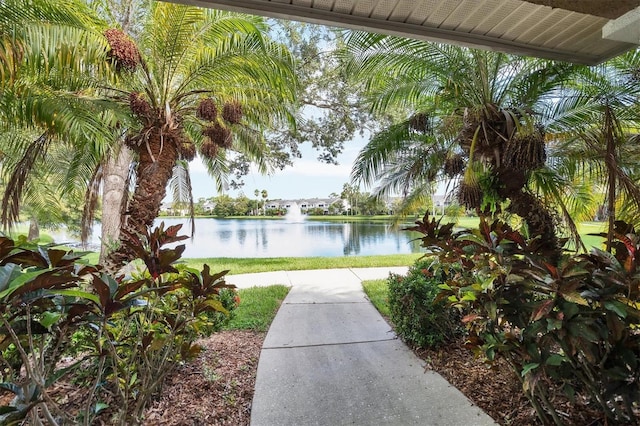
[280,160,352,178]
[188,158,208,174]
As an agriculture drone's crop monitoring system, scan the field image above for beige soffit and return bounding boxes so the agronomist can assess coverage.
[169,0,640,65]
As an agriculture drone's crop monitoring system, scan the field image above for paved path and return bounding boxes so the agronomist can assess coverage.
[227,268,496,426]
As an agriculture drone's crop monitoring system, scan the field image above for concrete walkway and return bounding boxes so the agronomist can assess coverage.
[227,268,496,426]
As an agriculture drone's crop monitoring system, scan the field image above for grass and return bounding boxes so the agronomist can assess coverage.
[182,253,423,275]
[225,285,290,332]
[362,279,390,317]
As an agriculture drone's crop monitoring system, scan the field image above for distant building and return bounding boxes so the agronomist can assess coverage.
[431,193,456,215]
[266,198,345,215]
[202,200,216,212]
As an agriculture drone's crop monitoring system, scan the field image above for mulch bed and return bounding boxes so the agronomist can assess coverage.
[143,330,264,426]
[142,331,604,426]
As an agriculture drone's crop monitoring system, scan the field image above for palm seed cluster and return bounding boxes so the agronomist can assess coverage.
[443,153,465,178]
[453,105,547,211]
[199,98,243,159]
[104,28,140,71]
[409,112,430,134]
[104,29,243,163]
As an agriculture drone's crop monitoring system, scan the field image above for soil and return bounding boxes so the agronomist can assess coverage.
[143,330,263,426]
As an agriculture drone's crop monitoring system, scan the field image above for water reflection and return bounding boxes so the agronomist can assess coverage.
[157,218,423,258]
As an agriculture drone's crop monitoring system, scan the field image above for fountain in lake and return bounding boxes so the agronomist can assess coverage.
[284,202,305,223]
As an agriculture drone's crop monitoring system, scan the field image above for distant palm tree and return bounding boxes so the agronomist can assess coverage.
[261,189,268,215]
[254,188,260,215]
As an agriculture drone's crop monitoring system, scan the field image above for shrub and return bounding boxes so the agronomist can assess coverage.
[205,287,240,332]
[387,259,460,349]
[408,213,640,425]
[0,223,233,425]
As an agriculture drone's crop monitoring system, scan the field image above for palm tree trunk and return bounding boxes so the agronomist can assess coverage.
[99,146,133,264]
[105,129,179,272]
[604,106,616,253]
[27,218,39,241]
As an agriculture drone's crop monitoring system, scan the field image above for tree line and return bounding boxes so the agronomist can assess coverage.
[170,185,422,217]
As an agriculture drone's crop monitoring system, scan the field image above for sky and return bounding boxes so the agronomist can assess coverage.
[189,134,368,201]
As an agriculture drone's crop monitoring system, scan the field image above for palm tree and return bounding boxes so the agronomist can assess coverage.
[100,3,296,269]
[0,1,296,268]
[261,189,268,215]
[350,113,450,217]
[0,0,122,240]
[545,49,640,251]
[343,34,580,260]
[254,188,260,215]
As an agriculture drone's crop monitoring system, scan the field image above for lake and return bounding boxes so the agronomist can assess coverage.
[156,217,424,258]
[46,217,425,258]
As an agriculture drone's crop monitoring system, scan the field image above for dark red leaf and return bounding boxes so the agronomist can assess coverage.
[530,299,555,322]
[115,279,147,300]
[91,276,111,309]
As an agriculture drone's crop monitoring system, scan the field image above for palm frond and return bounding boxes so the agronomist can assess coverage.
[1,132,50,229]
[170,160,195,237]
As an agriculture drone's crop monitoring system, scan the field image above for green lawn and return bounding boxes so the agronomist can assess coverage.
[182,253,423,275]
[225,285,290,332]
[362,279,390,317]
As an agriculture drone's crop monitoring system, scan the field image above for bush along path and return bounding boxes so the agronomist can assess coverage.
[395,213,640,425]
[0,223,246,425]
[144,285,289,425]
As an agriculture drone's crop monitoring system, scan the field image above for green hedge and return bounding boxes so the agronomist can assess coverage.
[388,259,460,349]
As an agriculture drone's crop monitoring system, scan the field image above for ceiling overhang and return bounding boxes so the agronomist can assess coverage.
[169,0,640,65]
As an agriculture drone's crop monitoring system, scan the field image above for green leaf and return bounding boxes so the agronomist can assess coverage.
[560,291,588,306]
[0,264,22,292]
[487,301,497,321]
[521,363,540,376]
[0,269,50,300]
[39,311,61,329]
[93,402,108,414]
[546,318,563,331]
[129,372,137,387]
[563,384,575,402]
[545,354,565,366]
[461,292,476,301]
[604,300,627,318]
[485,347,495,361]
[48,289,99,305]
